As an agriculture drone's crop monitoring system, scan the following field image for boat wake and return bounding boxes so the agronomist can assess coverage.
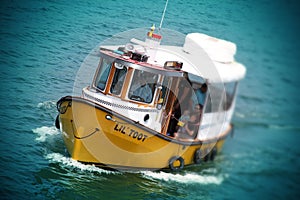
[37,100,57,110]
[33,124,227,181]
[46,152,117,175]
[33,124,119,175]
[37,100,58,120]
[142,170,226,185]
[33,126,60,142]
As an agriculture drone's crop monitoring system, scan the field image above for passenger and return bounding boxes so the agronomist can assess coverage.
[131,75,153,103]
[194,83,207,107]
[174,104,202,140]
[193,103,203,115]
[176,109,190,132]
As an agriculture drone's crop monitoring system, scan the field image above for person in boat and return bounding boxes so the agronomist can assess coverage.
[176,109,191,132]
[130,72,153,103]
[174,104,202,140]
[194,83,207,107]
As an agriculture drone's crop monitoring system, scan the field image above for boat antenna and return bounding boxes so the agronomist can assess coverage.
[159,0,169,30]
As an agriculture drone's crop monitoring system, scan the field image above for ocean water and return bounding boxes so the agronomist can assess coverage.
[1,0,300,199]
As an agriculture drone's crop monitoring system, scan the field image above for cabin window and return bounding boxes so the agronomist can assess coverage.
[204,93,212,113]
[223,82,238,110]
[94,58,112,91]
[202,84,220,113]
[203,82,238,113]
[110,64,127,95]
[128,70,158,103]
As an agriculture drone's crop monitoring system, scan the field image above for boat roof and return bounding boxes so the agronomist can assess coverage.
[154,45,246,83]
[100,49,184,77]
[100,33,246,83]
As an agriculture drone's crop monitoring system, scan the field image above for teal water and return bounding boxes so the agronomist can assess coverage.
[1,0,300,199]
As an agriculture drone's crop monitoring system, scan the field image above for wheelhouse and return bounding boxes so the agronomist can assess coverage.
[91,50,184,107]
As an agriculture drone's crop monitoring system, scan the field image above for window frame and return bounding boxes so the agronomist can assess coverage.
[92,58,113,92]
[127,69,159,104]
[109,64,128,96]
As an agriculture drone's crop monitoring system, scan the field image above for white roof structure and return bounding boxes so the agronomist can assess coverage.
[101,32,246,83]
[149,33,246,83]
[184,33,246,83]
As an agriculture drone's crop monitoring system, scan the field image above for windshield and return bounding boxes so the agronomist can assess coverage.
[94,58,112,91]
[128,70,158,103]
[110,65,127,95]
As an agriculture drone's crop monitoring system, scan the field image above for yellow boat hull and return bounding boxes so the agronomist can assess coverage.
[56,96,231,171]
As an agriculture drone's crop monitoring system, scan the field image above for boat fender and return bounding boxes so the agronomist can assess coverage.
[169,156,184,171]
[204,149,210,162]
[55,115,60,129]
[210,147,217,161]
[193,149,202,164]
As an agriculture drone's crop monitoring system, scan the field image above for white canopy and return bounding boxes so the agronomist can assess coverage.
[150,32,246,83]
[100,32,246,83]
[183,33,246,83]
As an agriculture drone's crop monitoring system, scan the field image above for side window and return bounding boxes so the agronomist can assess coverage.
[223,82,238,110]
[203,82,238,113]
[94,59,112,90]
[110,65,127,95]
[204,93,212,113]
[128,70,158,103]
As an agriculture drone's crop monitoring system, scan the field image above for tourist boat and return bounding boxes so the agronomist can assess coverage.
[55,27,246,171]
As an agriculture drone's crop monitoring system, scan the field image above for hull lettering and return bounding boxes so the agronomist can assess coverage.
[114,123,148,142]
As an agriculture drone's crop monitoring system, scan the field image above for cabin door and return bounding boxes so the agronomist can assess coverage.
[161,77,180,135]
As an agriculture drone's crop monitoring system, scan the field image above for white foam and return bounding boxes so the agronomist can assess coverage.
[33,126,60,142]
[201,167,218,174]
[37,100,56,110]
[235,112,245,118]
[142,171,225,185]
[46,152,117,175]
[268,124,298,130]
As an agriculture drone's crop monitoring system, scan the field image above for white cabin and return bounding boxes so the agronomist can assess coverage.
[82,32,246,141]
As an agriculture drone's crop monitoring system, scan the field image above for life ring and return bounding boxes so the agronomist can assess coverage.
[194,149,202,164]
[55,115,60,129]
[169,156,184,171]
